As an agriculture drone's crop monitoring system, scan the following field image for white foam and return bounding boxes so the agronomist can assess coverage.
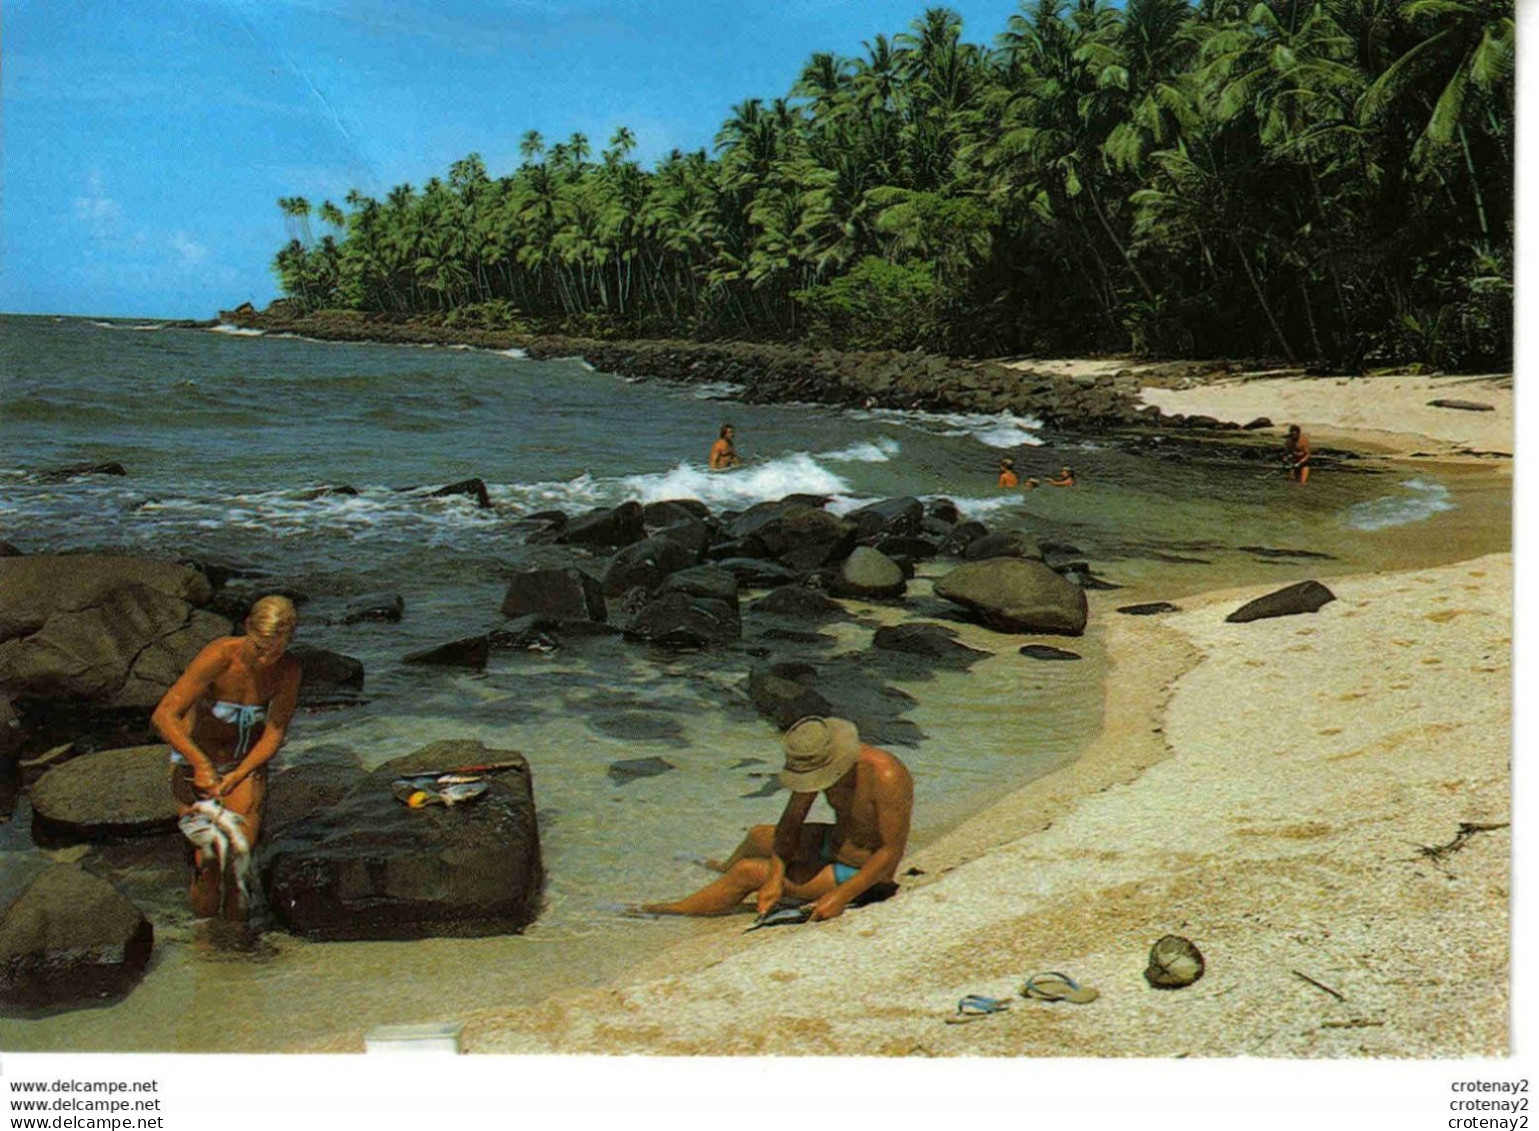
[211,324,265,337]
[619,452,854,509]
[1341,478,1456,531]
[853,407,1044,448]
[498,347,529,360]
[948,494,1024,521]
[822,436,900,463]
[690,381,746,400]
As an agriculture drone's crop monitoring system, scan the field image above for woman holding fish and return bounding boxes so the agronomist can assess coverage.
[152,595,302,919]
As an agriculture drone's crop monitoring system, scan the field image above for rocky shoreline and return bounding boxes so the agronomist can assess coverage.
[218,305,1250,430]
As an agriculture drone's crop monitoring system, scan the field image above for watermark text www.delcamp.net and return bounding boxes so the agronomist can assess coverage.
[7,1079,162,1130]
[1448,1079,1530,1130]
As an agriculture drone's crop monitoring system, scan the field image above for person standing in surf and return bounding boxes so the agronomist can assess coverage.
[709,423,741,470]
[1284,424,1311,484]
[998,458,1020,488]
[153,595,302,920]
[642,716,913,921]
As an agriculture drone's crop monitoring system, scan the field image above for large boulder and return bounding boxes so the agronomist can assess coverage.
[500,567,607,624]
[262,740,542,941]
[941,520,989,557]
[933,559,1089,636]
[963,529,1045,563]
[0,867,154,1009]
[1225,581,1337,624]
[728,502,856,570]
[659,565,740,604]
[29,746,178,843]
[713,558,802,589]
[829,546,906,599]
[557,502,645,548]
[0,556,227,709]
[600,535,697,597]
[615,591,741,647]
[290,645,365,703]
[750,586,846,622]
[402,636,489,669]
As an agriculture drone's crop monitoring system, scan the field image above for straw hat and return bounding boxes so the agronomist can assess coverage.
[779,716,861,792]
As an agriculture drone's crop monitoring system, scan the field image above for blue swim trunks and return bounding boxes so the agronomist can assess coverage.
[819,828,859,884]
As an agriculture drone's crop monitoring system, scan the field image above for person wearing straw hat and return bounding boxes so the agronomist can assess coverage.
[642,716,913,920]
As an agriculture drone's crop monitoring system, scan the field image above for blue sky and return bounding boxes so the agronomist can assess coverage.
[2,0,1021,319]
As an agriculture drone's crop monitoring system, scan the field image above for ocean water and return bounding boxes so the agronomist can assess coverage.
[0,315,1509,1050]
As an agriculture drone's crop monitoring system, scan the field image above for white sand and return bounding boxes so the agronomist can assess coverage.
[1138,372,1513,459]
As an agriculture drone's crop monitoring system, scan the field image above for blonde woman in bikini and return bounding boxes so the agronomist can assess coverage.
[152,595,302,919]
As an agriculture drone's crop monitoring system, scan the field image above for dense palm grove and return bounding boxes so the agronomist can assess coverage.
[271,0,1513,369]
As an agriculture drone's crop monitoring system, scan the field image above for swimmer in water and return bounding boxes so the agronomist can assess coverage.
[998,458,1019,488]
[709,423,741,470]
[1284,424,1311,484]
[1045,466,1076,487]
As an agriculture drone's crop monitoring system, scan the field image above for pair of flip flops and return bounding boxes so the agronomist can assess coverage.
[946,973,1099,1024]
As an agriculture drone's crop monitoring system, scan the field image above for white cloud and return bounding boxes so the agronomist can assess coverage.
[170,231,210,266]
[72,171,126,240]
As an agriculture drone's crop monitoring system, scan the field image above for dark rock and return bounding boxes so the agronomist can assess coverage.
[290,645,365,694]
[601,534,697,596]
[262,740,541,941]
[0,556,227,709]
[1242,417,1273,430]
[1145,934,1205,989]
[1428,399,1495,412]
[650,518,712,560]
[1225,581,1337,624]
[0,697,21,760]
[750,586,846,621]
[643,499,710,526]
[0,866,154,1010]
[263,747,363,839]
[607,756,676,785]
[1237,546,1337,561]
[589,713,684,743]
[617,591,741,647]
[29,745,177,843]
[830,546,906,599]
[0,542,22,558]
[1117,602,1179,616]
[933,559,1089,636]
[872,623,990,664]
[1019,644,1082,661]
[488,615,561,654]
[1182,414,1223,429]
[748,663,833,730]
[964,530,1045,563]
[714,558,802,588]
[758,628,834,645]
[341,593,405,624]
[659,565,739,604]
[36,462,129,484]
[500,567,606,624]
[403,636,489,669]
[872,535,940,561]
[941,520,989,556]
[557,502,645,548]
[846,497,925,540]
[430,478,493,508]
[925,498,961,525]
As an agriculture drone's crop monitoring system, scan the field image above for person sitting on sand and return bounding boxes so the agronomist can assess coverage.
[644,716,913,921]
[1284,424,1311,484]
[709,423,741,470]
[1045,465,1076,487]
[152,595,302,920]
[998,458,1020,489]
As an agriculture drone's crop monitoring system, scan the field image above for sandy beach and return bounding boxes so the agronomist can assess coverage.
[442,373,1512,1058]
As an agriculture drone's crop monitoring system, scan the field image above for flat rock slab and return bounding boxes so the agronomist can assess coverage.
[1238,546,1336,560]
[1117,602,1179,616]
[1428,399,1495,412]
[30,746,178,843]
[1019,644,1082,661]
[608,757,676,785]
[1226,580,1337,624]
[262,739,542,941]
[403,636,489,669]
[933,559,1089,636]
[0,866,154,1011]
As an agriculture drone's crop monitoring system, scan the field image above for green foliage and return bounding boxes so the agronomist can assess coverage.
[267,0,1512,371]
[792,257,940,350]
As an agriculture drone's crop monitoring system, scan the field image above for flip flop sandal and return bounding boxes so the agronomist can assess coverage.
[945,994,1011,1024]
[1022,972,1099,1004]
